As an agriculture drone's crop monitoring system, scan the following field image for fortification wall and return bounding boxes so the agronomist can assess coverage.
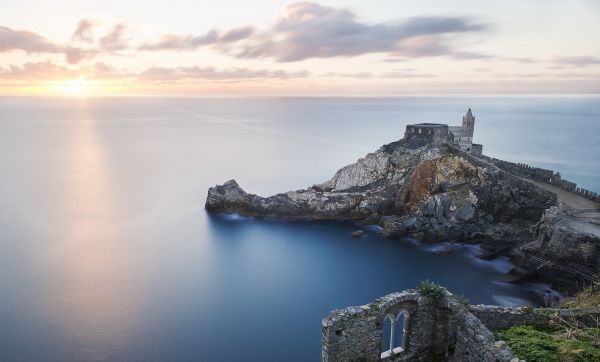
[479,156,599,202]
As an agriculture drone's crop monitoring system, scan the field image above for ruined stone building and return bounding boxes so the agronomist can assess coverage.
[322,289,600,362]
[403,109,483,156]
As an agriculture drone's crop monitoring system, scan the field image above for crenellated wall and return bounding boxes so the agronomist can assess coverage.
[478,156,600,202]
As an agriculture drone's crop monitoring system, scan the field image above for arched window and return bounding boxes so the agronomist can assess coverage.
[381,311,409,359]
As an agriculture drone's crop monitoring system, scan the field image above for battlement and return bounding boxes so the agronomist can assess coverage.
[479,156,599,202]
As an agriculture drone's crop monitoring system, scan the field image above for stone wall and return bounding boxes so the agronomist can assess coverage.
[471,143,483,157]
[404,124,450,145]
[322,291,517,362]
[322,289,600,362]
[447,304,514,362]
[321,291,444,362]
[479,156,600,202]
[470,305,600,331]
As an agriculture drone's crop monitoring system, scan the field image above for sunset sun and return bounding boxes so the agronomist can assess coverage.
[61,79,89,96]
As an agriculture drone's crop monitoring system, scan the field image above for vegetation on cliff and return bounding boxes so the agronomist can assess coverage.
[497,325,600,362]
[498,283,600,361]
[562,280,600,309]
[416,279,446,300]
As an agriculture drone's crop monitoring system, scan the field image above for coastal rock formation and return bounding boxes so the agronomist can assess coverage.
[206,138,556,246]
[206,122,600,291]
[512,205,600,289]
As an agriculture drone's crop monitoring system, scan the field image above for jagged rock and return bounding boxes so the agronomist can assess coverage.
[206,140,557,242]
[513,205,600,290]
[456,204,475,221]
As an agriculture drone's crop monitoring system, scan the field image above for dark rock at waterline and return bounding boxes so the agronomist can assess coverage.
[350,230,365,238]
[478,244,513,260]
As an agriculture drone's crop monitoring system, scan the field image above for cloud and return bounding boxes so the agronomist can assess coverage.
[139,2,487,61]
[138,26,254,51]
[0,24,104,65]
[72,18,98,42]
[0,61,79,81]
[219,26,255,43]
[381,69,435,78]
[139,31,218,51]
[323,71,373,78]
[137,66,308,81]
[501,56,535,64]
[228,2,487,62]
[99,23,130,51]
[0,61,308,83]
[64,47,99,64]
[553,55,600,67]
[0,25,63,53]
[0,61,133,82]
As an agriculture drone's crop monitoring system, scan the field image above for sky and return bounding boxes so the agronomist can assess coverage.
[1,0,599,95]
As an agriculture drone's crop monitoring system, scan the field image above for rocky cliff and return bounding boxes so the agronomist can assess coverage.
[206,138,556,245]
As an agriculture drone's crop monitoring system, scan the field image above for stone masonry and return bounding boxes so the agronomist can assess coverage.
[322,289,600,362]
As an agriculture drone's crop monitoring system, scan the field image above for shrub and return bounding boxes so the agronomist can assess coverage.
[417,280,446,300]
[455,294,470,306]
[561,280,600,309]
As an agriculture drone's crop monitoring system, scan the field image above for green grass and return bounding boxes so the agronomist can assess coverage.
[497,325,600,362]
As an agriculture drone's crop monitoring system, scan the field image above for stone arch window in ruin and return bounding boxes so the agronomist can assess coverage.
[380,310,409,359]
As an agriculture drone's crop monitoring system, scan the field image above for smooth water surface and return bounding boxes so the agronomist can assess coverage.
[1,96,599,361]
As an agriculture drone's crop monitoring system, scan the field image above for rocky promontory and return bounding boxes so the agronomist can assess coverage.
[206,136,600,291]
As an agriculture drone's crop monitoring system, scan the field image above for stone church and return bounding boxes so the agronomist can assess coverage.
[403,109,483,156]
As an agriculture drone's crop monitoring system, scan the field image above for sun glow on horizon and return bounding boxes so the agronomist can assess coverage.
[60,79,90,96]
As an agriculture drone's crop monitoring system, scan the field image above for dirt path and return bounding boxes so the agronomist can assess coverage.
[519,178,600,220]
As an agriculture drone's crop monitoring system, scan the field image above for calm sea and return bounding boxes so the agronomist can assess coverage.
[0,96,598,361]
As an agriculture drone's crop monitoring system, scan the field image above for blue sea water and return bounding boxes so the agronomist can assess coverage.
[0,96,598,361]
